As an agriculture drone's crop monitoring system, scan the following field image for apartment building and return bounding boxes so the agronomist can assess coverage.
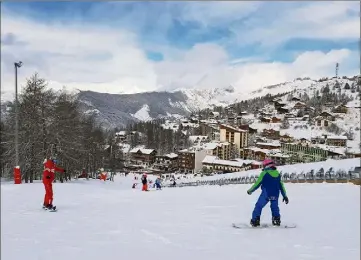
[281,143,328,163]
[203,141,234,160]
[219,124,249,157]
[178,147,207,174]
[311,135,348,147]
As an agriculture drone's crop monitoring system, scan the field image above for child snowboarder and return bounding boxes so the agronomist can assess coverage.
[247,159,289,227]
[42,158,65,210]
[155,177,162,190]
[141,173,148,191]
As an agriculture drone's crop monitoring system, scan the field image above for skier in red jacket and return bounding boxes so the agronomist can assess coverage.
[42,158,65,210]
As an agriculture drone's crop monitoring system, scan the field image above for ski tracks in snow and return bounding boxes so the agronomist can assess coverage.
[141,229,173,245]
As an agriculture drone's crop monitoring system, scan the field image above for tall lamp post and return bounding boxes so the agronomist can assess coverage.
[14,61,23,167]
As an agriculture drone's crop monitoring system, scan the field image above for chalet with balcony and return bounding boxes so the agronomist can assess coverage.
[260,117,271,123]
[280,134,294,143]
[293,101,307,109]
[209,111,220,120]
[319,111,336,121]
[261,129,280,140]
[332,104,348,114]
[129,148,157,166]
[241,147,268,161]
[154,153,179,171]
[274,101,287,110]
[271,116,282,123]
[315,116,331,127]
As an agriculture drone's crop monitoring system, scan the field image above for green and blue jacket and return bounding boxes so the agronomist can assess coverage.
[248,167,287,199]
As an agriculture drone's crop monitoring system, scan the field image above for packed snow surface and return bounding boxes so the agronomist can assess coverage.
[1,178,359,260]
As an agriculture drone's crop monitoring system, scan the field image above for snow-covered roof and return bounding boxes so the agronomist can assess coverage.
[219,124,248,132]
[210,112,220,116]
[202,155,257,168]
[130,148,155,154]
[327,135,348,140]
[164,153,178,159]
[314,144,345,155]
[189,135,209,142]
[294,101,306,106]
[256,142,281,147]
[203,143,218,150]
[115,131,127,136]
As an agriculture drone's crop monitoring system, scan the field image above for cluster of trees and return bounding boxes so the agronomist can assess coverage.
[122,119,192,155]
[0,73,110,182]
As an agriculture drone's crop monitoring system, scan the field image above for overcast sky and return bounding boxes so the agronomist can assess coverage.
[1,1,359,99]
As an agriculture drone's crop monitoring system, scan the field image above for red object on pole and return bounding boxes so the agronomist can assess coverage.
[14,166,21,184]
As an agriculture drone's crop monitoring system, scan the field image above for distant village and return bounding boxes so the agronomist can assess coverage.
[109,81,360,175]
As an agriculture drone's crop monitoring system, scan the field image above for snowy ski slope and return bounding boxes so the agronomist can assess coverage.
[1,177,360,260]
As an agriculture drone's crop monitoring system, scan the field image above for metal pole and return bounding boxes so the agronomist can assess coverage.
[14,61,22,168]
[14,64,19,167]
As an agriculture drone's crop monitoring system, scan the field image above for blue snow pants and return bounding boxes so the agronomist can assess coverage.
[252,191,280,220]
[155,183,161,189]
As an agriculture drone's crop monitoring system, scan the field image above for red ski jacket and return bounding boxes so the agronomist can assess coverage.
[42,159,65,184]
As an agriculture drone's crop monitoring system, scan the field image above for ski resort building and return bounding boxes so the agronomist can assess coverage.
[202,141,234,160]
[129,148,157,166]
[178,147,207,174]
[219,124,249,157]
[202,155,261,173]
[153,153,179,171]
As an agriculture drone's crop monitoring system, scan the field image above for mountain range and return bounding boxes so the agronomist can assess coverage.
[1,76,359,129]
[77,85,237,128]
[77,76,360,128]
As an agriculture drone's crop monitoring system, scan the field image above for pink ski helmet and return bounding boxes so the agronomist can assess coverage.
[262,158,275,168]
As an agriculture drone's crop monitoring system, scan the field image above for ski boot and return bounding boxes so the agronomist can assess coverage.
[47,204,56,211]
[42,204,47,210]
[272,216,281,226]
[250,216,260,227]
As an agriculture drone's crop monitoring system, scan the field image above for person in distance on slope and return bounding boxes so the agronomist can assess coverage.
[155,176,162,190]
[42,158,65,210]
[141,173,148,191]
[247,159,289,227]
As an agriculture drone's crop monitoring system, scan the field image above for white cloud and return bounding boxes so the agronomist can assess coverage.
[0,5,358,102]
[179,2,261,26]
[232,1,359,47]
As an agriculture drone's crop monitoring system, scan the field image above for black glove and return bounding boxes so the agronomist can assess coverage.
[63,170,66,173]
[46,176,51,179]
[283,196,289,204]
[247,190,252,195]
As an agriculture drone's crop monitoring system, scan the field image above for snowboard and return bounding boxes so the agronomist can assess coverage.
[232,222,296,229]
